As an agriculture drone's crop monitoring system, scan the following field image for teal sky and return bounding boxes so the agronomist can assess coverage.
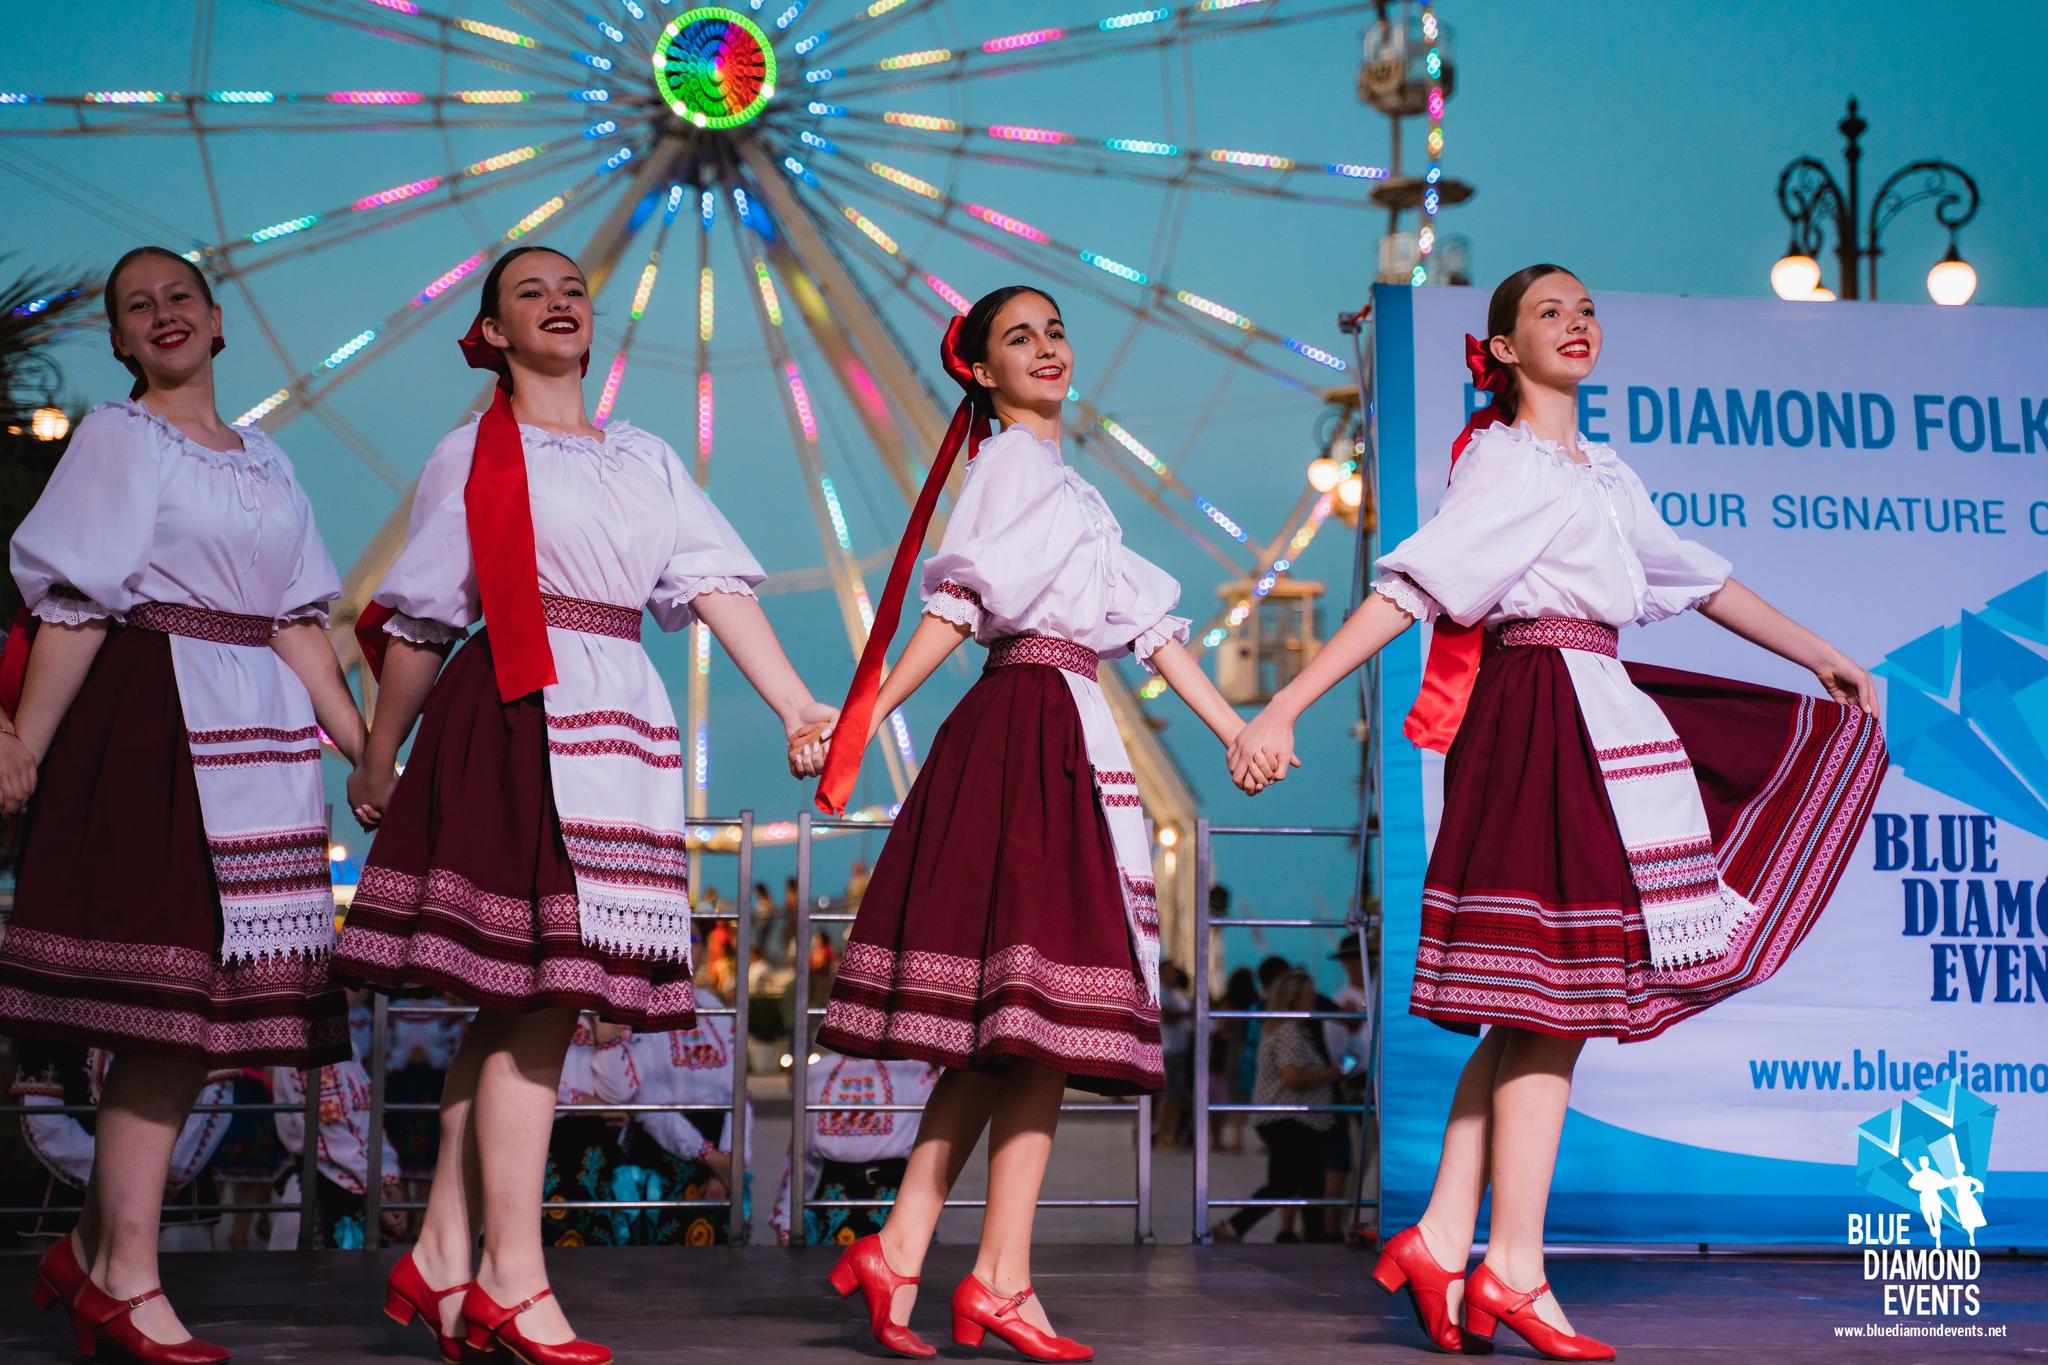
[5,1,2043,986]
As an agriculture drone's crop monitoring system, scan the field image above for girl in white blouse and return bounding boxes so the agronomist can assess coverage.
[334,247,834,1365]
[0,246,363,1364]
[807,286,1249,1361]
[1233,265,1885,1359]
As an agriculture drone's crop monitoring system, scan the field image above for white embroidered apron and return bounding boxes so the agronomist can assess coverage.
[129,602,334,963]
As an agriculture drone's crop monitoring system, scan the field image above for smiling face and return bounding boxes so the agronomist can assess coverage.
[480,250,591,374]
[970,291,1071,411]
[1491,271,1600,391]
[108,253,221,392]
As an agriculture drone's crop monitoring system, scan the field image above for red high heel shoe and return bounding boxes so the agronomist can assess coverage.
[67,1277,230,1365]
[461,1283,612,1365]
[1461,1264,1615,1361]
[1370,1225,1485,1354]
[29,1234,87,1311]
[827,1234,936,1359]
[949,1274,1093,1363]
[385,1249,485,1364]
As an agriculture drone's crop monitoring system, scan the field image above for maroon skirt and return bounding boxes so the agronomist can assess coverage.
[332,631,695,1030]
[818,659,1162,1096]
[1410,637,1886,1042]
[0,625,347,1068]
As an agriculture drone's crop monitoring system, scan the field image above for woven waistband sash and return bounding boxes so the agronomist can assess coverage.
[1497,618,1619,659]
[541,593,642,642]
[127,602,274,647]
[986,635,1101,679]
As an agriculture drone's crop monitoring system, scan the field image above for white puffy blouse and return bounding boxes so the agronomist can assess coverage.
[917,424,1190,669]
[376,417,762,638]
[13,399,339,628]
[1373,422,1731,629]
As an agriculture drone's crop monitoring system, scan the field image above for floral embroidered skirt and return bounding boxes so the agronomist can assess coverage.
[332,632,695,1030]
[818,660,1163,1095]
[0,626,346,1068]
[1411,643,1886,1042]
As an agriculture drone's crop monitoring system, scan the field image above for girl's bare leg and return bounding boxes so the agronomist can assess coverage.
[970,1062,1068,1336]
[470,1008,582,1346]
[81,1055,210,1344]
[873,1067,1002,1326]
[1480,1029,1586,1335]
[1413,1026,1509,1321]
[410,1010,500,1338]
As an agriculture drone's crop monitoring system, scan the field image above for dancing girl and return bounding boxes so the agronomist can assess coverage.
[0,245,363,1363]
[334,246,836,1365]
[803,285,1254,1361]
[1231,265,1886,1359]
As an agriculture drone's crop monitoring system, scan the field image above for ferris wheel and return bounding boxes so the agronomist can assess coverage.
[4,0,1380,933]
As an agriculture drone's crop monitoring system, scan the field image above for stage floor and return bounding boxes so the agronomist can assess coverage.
[2,1245,2040,1362]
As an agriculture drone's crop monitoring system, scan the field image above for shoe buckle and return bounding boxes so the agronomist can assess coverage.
[996,1287,1034,1320]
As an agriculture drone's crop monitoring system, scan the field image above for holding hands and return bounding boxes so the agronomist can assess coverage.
[1227,705,1301,797]
[786,701,838,779]
[0,725,38,817]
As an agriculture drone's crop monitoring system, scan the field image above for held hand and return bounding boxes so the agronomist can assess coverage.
[0,732,38,816]
[346,763,398,831]
[1814,650,1878,716]
[786,701,839,779]
[700,1148,733,1200]
[1227,710,1301,793]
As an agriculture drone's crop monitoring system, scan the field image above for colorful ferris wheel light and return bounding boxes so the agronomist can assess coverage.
[328,90,421,104]
[455,18,535,46]
[924,275,971,314]
[882,110,961,132]
[1173,290,1253,329]
[989,124,1073,145]
[1101,8,1172,30]
[876,48,952,71]
[984,27,1065,52]
[352,177,441,211]
[866,161,941,199]
[653,9,777,129]
[465,145,539,175]
[248,215,319,243]
[1209,149,1294,169]
[843,207,899,255]
[1285,338,1346,371]
[965,204,1048,243]
[411,252,488,307]
[455,90,529,104]
[1103,138,1177,156]
[1081,251,1148,285]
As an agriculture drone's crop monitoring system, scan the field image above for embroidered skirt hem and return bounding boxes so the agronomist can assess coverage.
[817,661,1162,1096]
[1408,646,1884,1043]
[331,632,695,1031]
[0,626,346,1068]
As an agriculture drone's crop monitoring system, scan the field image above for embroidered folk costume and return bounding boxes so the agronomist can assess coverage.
[0,400,347,1067]
[1376,397,1886,1041]
[332,318,762,1029]
[772,1054,939,1246]
[816,319,1190,1095]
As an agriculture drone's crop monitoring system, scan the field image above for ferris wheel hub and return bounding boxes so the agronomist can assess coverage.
[652,7,777,131]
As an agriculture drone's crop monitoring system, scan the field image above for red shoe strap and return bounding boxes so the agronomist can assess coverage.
[436,1281,475,1304]
[995,1287,1035,1320]
[507,1287,555,1317]
[1502,1281,1551,1318]
[89,1286,165,1326]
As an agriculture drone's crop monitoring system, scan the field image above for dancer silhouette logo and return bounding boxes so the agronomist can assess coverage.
[1846,1078,1996,1317]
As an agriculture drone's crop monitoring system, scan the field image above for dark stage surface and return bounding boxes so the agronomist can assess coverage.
[2,1246,2040,1362]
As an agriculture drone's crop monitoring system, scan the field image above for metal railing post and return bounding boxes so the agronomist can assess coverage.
[295,1065,320,1251]
[364,990,389,1251]
[728,810,754,1244]
[1134,1092,1153,1244]
[1192,817,1212,1244]
[791,811,813,1244]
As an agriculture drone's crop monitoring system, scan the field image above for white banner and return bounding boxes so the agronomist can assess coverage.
[1376,283,2047,1245]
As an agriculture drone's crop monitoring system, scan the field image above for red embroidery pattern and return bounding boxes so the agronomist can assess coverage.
[817,1058,895,1138]
[209,827,333,900]
[1102,794,1143,808]
[1627,837,1722,904]
[541,593,643,641]
[335,868,698,1029]
[986,635,1100,678]
[1595,738,1687,763]
[933,579,984,607]
[1606,758,1695,783]
[547,738,683,769]
[128,601,274,647]
[1095,770,1136,786]
[188,724,323,746]
[557,819,691,896]
[191,748,323,769]
[548,710,683,742]
[1497,618,1619,658]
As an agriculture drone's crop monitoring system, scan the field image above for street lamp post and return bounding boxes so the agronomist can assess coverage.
[1773,98,1981,304]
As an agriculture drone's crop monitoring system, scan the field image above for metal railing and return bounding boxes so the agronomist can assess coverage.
[1191,818,1377,1243]
[789,814,1155,1245]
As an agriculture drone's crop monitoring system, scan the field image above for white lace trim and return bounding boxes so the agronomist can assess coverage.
[32,589,116,627]
[667,575,758,607]
[279,602,331,629]
[1131,614,1193,674]
[1371,573,1439,623]
[921,590,983,632]
[383,612,466,645]
[220,902,337,963]
[97,399,283,477]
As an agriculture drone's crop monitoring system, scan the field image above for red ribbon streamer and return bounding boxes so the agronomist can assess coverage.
[1400,333,1512,754]
[815,315,990,814]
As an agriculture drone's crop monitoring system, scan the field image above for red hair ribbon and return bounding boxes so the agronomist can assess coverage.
[1400,333,1511,754]
[356,309,585,702]
[815,314,990,814]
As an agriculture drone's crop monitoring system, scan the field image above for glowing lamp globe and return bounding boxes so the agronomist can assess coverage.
[30,406,70,441]
[652,9,776,130]
[1927,247,1977,306]
[1306,456,1344,493]
[1771,254,1822,301]
[1808,286,1837,302]
[1337,474,1365,509]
